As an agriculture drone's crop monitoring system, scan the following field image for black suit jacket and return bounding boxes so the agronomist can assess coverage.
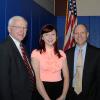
[66,43,100,100]
[0,36,34,100]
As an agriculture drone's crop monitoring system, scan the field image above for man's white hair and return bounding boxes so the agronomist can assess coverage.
[8,16,28,27]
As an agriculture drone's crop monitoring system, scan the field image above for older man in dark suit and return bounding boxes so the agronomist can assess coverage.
[66,24,100,100]
[0,16,35,100]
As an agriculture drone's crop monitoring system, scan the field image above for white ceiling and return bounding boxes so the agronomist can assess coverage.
[33,0,100,16]
[77,0,100,16]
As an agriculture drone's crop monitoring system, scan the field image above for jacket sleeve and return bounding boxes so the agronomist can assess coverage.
[0,45,12,100]
[96,50,100,100]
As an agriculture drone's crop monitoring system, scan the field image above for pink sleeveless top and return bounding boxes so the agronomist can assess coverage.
[31,48,66,82]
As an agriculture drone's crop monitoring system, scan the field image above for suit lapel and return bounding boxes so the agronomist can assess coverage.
[7,36,24,63]
[71,48,75,83]
[67,47,75,86]
[6,36,34,89]
[82,44,92,92]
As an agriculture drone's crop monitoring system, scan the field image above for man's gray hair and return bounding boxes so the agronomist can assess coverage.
[8,16,28,27]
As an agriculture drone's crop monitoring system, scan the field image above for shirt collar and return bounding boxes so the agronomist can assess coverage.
[76,43,87,51]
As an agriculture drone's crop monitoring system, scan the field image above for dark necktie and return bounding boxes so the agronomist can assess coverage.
[20,43,34,82]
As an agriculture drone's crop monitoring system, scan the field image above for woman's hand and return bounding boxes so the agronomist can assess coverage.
[56,95,66,100]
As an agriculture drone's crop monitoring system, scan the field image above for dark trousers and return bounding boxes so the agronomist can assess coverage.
[32,80,63,100]
[66,88,85,100]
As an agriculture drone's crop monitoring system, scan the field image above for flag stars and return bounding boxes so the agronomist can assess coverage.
[68,0,77,16]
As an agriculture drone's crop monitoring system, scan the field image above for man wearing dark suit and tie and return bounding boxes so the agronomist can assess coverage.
[0,16,34,100]
[66,24,100,100]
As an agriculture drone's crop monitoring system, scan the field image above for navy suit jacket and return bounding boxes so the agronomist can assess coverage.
[66,43,100,100]
[0,36,34,100]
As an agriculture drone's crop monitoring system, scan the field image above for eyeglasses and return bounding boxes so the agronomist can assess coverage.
[74,31,87,35]
[11,26,27,30]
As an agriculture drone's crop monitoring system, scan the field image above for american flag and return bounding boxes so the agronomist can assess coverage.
[63,0,77,51]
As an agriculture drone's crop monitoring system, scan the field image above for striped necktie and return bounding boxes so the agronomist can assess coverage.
[20,43,34,82]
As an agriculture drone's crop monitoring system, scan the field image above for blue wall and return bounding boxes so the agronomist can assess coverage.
[0,0,56,54]
[0,0,100,54]
[0,0,6,41]
[57,16,100,49]
[31,2,56,51]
